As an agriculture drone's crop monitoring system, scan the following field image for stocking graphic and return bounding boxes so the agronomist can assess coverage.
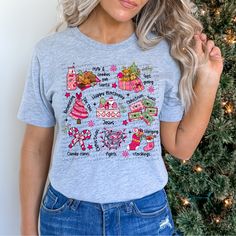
[127,128,144,151]
[143,135,156,151]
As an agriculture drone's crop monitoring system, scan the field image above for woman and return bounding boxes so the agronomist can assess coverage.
[17,0,223,235]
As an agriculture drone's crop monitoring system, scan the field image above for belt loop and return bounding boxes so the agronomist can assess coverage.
[125,201,134,213]
[68,198,74,208]
[68,199,81,211]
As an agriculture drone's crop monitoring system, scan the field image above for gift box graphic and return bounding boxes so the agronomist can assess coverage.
[118,79,133,91]
[117,62,144,92]
[132,79,145,92]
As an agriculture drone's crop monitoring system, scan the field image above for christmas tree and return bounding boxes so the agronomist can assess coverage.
[69,92,88,124]
[164,1,236,235]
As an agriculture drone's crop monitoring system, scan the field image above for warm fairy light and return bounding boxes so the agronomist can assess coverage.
[225,102,234,114]
[228,37,236,44]
[182,160,187,164]
[221,100,227,106]
[181,197,190,206]
[200,9,206,15]
[222,100,234,114]
[215,8,221,16]
[196,166,203,172]
[223,197,233,207]
[224,29,236,44]
[194,165,203,172]
[214,216,221,224]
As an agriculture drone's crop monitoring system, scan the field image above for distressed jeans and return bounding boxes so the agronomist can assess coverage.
[39,182,179,235]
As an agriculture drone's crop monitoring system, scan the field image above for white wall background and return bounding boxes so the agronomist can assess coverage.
[0,0,58,234]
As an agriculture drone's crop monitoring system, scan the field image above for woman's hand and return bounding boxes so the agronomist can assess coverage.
[161,32,225,160]
[193,32,224,86]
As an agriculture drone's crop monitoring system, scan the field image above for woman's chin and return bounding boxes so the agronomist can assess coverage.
[111,11,135,23]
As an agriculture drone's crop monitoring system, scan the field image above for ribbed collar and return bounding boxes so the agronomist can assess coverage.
[70,26,137,51]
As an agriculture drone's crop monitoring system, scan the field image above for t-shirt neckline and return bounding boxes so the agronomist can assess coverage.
[70,26,137,50]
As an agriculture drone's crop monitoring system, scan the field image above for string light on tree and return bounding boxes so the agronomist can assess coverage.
[181,197,191,206]
[193,164,203,172]
[221,100,228,107]
[221,97,234,114]
[199,3,208,16]
[214,217,221,224]
[223,197,233,208]
[200,8,206,15]
[224,29,236,45]
[224,102,234,114]
[214,8,221,16]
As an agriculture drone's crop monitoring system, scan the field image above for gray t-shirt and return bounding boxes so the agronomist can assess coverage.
[17,26,184,203]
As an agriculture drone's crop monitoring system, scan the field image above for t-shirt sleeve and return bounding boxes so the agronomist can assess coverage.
[16,47,56,127]
[159,58,185,122]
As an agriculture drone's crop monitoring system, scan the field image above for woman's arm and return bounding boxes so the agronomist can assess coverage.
[19,124,54,235]
[160,78,219,160]
[160,32,224,160]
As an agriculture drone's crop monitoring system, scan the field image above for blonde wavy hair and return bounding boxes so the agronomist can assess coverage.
[53,0,209,112]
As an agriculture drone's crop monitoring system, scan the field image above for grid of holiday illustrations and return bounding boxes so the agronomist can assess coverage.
[61,61,163,161]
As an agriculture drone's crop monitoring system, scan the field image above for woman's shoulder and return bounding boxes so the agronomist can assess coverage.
[33,27,74,54]
[147,31,179,68]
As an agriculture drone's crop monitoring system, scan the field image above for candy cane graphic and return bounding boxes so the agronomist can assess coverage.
[68,127,91,151]
[79,129,91,151]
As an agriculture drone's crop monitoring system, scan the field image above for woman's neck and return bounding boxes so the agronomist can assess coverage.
[78,4,136,44]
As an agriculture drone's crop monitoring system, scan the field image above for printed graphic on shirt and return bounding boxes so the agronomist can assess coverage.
[128,97,158,126]
[62,62,161,161]
[143,134,156,151]
[68,127,91,151]
[100,128,127,150]
[66,65,101,91]
[127,128,144,151]
[96,96,121,119]
[69,92,89,124]
[127,128,157,151]
[117,62,144,92]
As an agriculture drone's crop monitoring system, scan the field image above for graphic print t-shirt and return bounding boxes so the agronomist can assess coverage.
[17,26,184,203]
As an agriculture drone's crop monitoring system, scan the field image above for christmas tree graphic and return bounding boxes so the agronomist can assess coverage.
[69,92,88,124]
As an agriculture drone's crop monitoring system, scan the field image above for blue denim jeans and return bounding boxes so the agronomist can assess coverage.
[39,182,179,235]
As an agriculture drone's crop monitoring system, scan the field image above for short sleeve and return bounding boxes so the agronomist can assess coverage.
[159,58,185,122]
[16,47,56,127]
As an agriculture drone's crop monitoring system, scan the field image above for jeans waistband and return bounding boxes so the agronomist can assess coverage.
[47,182,167,212]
